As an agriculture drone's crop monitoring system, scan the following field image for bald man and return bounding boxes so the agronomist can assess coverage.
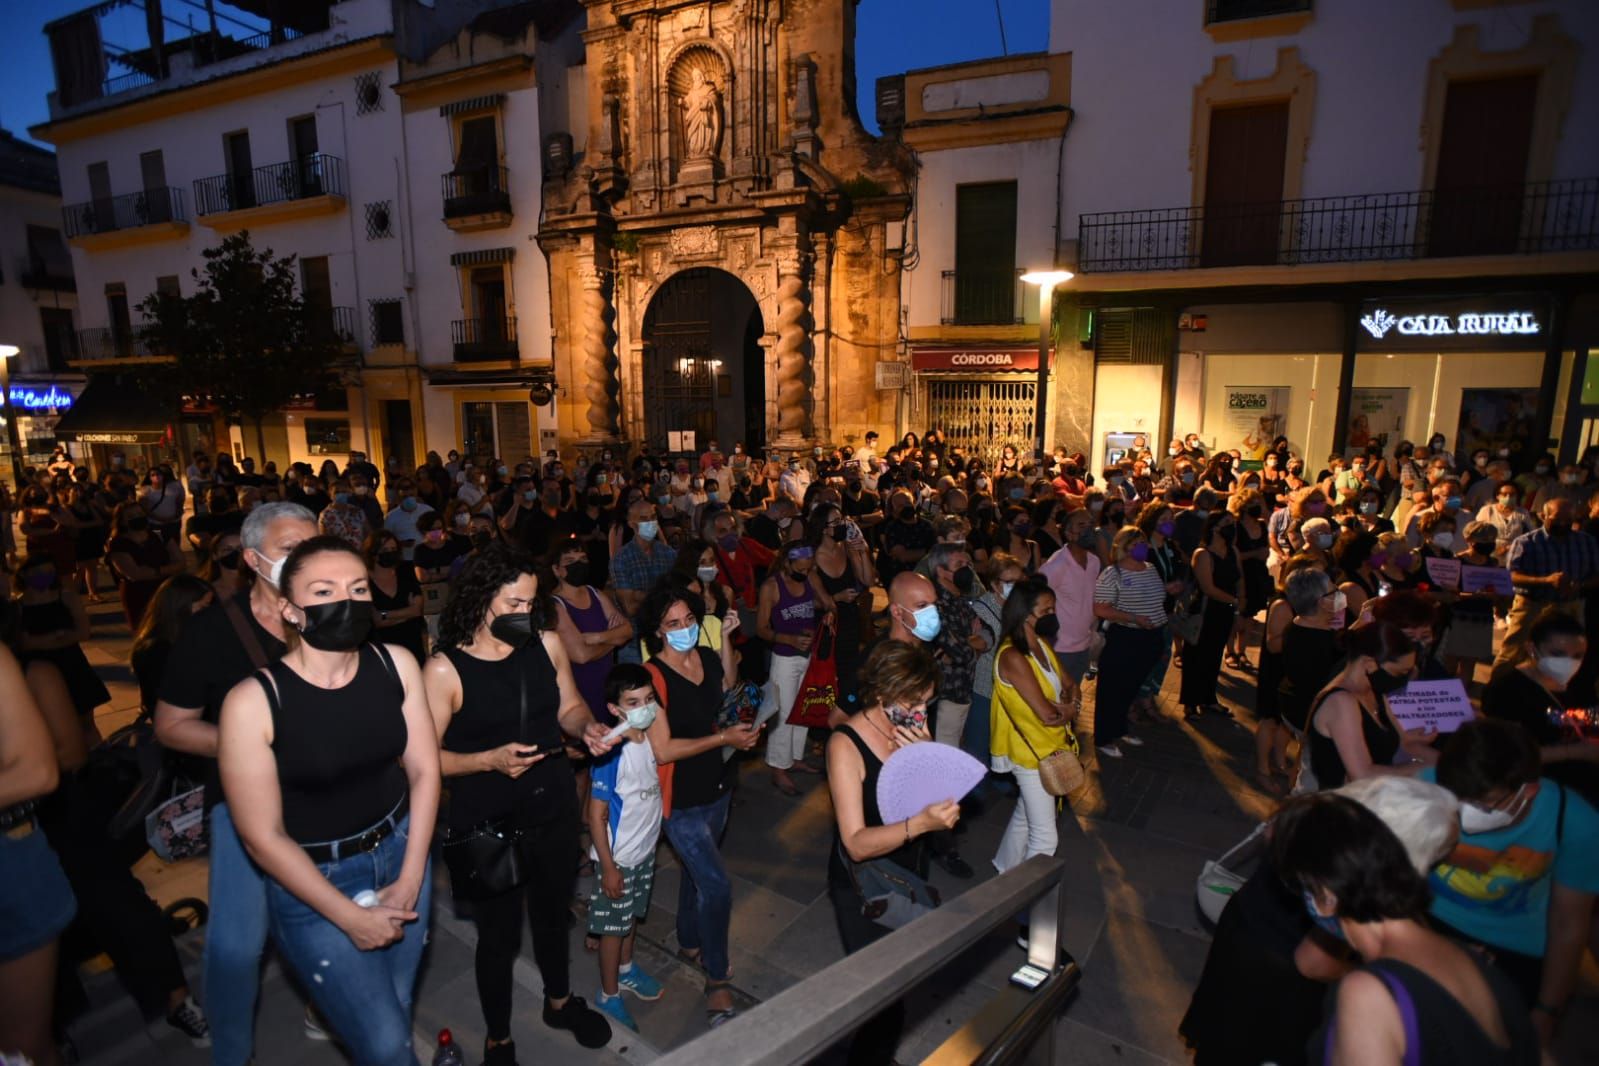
[887,572,940,645]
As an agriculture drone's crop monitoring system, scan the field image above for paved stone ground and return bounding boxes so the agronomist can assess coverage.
[57,586,1599,1065]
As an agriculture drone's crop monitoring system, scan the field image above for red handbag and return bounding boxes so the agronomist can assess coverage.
[786,617,839,728]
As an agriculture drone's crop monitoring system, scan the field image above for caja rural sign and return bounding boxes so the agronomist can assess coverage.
[910,347,1055,372]
[1356,296,1549,351]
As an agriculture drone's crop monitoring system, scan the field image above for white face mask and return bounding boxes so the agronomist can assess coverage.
[623,701,659,732]
[1431,531,1455,550]
[1538,654,1580,686]
[696,565,719,583]
[254,551,286,589]
[998,580,1015,601]
[1460,784,1531,835]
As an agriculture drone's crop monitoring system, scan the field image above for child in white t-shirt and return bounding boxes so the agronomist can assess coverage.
[588,664,666,1030]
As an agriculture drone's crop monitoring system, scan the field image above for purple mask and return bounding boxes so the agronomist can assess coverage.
[718,533,740,552]
[1128,542,1151,563]
[1392,552,1414,569]
[1305,501,1327,515]
[1369,551,1389,569]
[1156,520,1176,538]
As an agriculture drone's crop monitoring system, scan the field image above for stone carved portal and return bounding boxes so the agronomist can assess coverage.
[641,268,766,452]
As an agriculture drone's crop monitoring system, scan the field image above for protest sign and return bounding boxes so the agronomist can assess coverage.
[1424,556,1461,589]
[1385,678,1475,734]
[1461,565,1513,595]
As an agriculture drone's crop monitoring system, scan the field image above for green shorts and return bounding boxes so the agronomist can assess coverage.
[587,858,656,937]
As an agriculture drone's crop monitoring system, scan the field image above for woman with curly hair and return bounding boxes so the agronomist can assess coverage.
[422,544,620,1061]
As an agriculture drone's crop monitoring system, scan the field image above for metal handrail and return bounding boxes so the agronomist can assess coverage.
[193,154,345,216]
[655,854,1076,1066]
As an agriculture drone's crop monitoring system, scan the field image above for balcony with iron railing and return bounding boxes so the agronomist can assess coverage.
[193,154,346,223]
[442,166,513,231]
[62,187,189,249]
[307,306,359,350]
[72,327,170,365]
[452,317,518,362]
[940,268,1027,326]
[1075,178,1599,274]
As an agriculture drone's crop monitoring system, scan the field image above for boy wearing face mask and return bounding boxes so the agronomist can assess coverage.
[587,665,667,1031]
[1424,719,1599,1042]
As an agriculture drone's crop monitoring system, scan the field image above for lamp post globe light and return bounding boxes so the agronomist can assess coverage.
[1019,271,1073,464]
[0,345,23,493]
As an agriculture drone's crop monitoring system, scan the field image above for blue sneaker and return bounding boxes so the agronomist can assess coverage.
[618,964,664,1001]
[594,989,637,1031]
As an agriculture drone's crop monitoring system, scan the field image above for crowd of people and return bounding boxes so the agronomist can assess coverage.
[0,425,1596,1065]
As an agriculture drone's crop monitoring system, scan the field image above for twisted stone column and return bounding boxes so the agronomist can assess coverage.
[579,263,620,442]
[773,257,812,445]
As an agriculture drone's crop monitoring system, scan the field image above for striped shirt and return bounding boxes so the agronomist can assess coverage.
[1506,526,1599,602]
[1094,564,1169,627]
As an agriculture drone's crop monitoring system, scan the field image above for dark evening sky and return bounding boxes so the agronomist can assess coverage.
[0,0,1048,146]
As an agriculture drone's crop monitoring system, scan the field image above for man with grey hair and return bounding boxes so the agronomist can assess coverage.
[155,500,317,1066]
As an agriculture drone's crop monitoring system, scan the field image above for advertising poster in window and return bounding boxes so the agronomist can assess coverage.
[1221,386,1290,467]
[1346,387,1409,456]
[1456,388,1540,462]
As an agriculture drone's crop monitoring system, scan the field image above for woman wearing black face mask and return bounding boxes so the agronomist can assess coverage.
[200,523,248,601]
[217,536,439,1061]
[422,544,619,1061]
[1181,512,1245,720]
[366,529,426,662]
[1304,622,1437,790]
[105,501,185,630]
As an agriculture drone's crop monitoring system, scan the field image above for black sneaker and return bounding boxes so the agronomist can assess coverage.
[544,995,613,1049]
[165,996,211,1048]
[483,1039,519,1065]
[935,849,975,879]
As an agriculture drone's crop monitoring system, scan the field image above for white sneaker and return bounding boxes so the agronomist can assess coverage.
[1120,735,1145,747]
[1097,744,1123,759]
[165,996,211,1048]
[304,1005,331,1042]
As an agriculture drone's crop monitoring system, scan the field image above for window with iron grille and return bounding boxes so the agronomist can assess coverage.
[370,299,404,346]
[365,200,393,240]
[354,72,384,115]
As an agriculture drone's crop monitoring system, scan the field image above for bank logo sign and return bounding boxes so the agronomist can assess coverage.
[1360,307,1540,341]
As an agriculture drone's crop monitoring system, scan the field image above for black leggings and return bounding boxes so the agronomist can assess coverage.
[469,815,579,1040]
[1180,602,1235,707]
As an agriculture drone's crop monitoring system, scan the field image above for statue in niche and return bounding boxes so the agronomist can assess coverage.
[681,67,723,160]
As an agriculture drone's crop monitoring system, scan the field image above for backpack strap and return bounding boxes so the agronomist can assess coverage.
[221,596,271,669]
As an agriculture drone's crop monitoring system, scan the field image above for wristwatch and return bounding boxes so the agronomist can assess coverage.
[380,610,390,622]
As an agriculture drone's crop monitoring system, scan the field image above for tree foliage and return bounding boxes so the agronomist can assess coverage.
[137,230,342,457]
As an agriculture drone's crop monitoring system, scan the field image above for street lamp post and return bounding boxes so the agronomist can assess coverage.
[0,345,23,493]
[1019,271,1073,463]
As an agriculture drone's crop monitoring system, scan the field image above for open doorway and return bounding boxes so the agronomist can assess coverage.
[641,268,765,451]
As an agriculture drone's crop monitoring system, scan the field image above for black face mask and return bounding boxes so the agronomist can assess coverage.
[490,610,536,648]
[125,516,149,532]
[899,506,916,523]
[296,600,375,652]
[215,549,242,570]
[954,566,976,594]
[1216,525,1237,546]
[471,531,493,550]
[831,523,848,542]
[585,493,605,508]
[376,550,401,568]
[1367,667,1410,696]
[562,560,590,587]
[1033,614,1061,641]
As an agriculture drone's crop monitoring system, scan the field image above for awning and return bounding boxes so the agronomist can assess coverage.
[449,247,516,267]
[440,93,504,117]
[52,378,174,445]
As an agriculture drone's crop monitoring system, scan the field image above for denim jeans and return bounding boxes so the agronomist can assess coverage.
[663,791,733,982]
[265,817,433,1066]
[205,803,271,1066]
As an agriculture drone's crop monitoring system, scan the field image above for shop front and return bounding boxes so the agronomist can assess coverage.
[50,376,177,473]
[422,367,556,467]
[2,380,82,469]
[911,346,1052,463]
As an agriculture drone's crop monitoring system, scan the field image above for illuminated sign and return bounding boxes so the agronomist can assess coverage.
[1359,308,1541,341]
[7,385,74,410]
[909,347,1055,372]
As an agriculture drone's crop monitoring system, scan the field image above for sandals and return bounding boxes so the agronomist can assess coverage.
[704,979,738,1028]
[1223,652,1246,670]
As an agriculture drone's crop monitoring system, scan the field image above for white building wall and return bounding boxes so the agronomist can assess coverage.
[0,184,77,375]
[1051,0,1599,228]
[903,138,1061,331]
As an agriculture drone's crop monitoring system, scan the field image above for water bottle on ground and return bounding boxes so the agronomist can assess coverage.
[432,1028,465,1066]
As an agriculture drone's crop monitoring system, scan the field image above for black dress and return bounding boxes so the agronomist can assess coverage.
[370,565,426,662]
[1180,549,1240,707]
[1237,520,1271,614]
[1307,687,1400,789]
[817,554,865,712]
[20,598,111,719]
[1277,625,1345,732]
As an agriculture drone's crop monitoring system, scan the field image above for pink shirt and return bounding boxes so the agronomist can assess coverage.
[1038,544,1101,653]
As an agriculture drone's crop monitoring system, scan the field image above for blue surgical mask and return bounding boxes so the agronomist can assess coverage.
[909,603,942,641]
[637,520,659,541]
[665,623,700,652]
[1008,488,1025,501]
[1303,891,1345,941]
[998,580,1015,600]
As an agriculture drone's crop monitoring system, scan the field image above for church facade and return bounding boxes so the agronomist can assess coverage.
[538,0,913,456]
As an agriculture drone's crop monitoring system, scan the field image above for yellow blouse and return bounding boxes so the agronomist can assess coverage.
[990,637,1078,770]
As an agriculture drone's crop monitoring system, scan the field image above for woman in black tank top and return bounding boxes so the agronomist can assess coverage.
[217,536,439,1065]
[420,544,619,1060]
[825,641,961,1065]
[1306,622,1435,790]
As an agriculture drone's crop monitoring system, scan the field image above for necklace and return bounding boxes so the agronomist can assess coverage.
[861,707,896,744]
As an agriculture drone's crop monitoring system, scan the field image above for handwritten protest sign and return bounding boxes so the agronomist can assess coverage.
[1461,565,1513,595]
[1423,556,1461,590]
[1385,678,1475,734]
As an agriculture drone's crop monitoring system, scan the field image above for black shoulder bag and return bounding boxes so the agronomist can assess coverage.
[441,661,532,900]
